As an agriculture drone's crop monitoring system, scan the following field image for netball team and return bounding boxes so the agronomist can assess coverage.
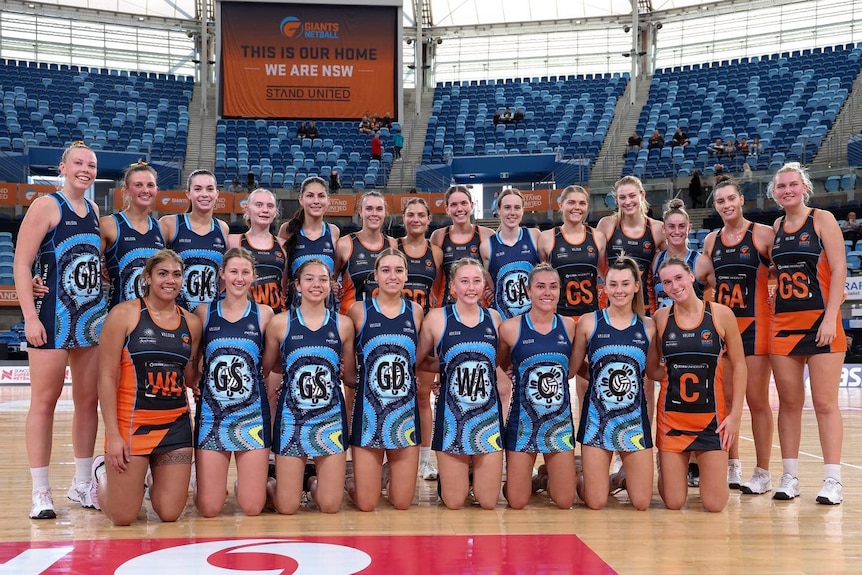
[15,143,844,524]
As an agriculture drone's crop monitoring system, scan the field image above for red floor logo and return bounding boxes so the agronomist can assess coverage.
[0,535,616,574]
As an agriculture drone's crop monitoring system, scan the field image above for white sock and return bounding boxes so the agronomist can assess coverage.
[728,458,741,468]
[31,467,50,492]
[782,458,799,477]
[75,457,94,484]
[824,464,842,483]
[753,466,770,476]
[420,447,431,464]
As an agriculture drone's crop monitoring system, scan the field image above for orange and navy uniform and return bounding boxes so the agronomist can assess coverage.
[547,226,600,318]
[240,233,287,312]
[771,209,846,356]
[397,238,442,314]
[440,225,482,305]
[657,301,726,453]
[711,224,771,356]
[606,220,658,314]
[338,233,392,314]
[114,300,193,456]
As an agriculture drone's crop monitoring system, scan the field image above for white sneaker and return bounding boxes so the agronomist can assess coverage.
[89,455,105,511]
[740,468,772,495]
[772,473,801,500]
[420,460,438,481]
[816,478,843,505]
[727,460,742,489]
[30,489,56,520]
[67,479,95,509]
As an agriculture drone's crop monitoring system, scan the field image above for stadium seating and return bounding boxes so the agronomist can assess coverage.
[0,59,193,163]
[627,43,862,180]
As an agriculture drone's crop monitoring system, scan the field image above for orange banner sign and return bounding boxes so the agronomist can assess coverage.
[18,184,56,207]
[0,183,17,206]
[326,194,356,216]
[156,191,191,214]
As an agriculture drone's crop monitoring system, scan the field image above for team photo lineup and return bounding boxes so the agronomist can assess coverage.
[14,141,846,524]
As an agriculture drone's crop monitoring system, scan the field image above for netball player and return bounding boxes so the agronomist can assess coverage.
[768,163,846,505]
[497,263,577,510]
[90,250,202,525]
[14,141,108,518]
[193,248,275,517]
[348,249,423,510]
[651,199,704,310]
[696,176,775,494]
[159,169,229,311]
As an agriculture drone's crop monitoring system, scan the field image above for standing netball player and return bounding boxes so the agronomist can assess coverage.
[90,250,202,525]
[335,191,397,314]
[652,257,746,512]
[651,199,704,310]
[416,258,504,510]
[228,188,287,313]
[569,256,659,511]
[430,185,494,306]
[262,259,356,514]
[14,141,108,519]
[160,169,229,311]
[101,162,165,308]
[696,176,775,495]
[398,197,444,480]
[497,263,577,510]
[348,249,424,510]
[596,176,666,315]
[279,176,340,308]
[768,162,846,505]
[193,248,275,517]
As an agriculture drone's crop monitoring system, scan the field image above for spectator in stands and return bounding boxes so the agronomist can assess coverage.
[228,178,244,193]
[626,132,643,156]
[513,108,525,124]
[749,137,763,157]
[740,162,755,199]
[648,130,664,149]
[359,115,374,135]
[329,169,341,193]
[502,107,513,123]
[297,122,309,139]
[841,212,861,242]
[306,121,320,139]
[708,138,726,157]
[671,127,690,148]
[371,133,383,161]
[725,139,737,157]
[688,169,705,208]
[246,171,258,191]
[737,137,750,157]
[380,113,393,130]
[493,110,502,126]
[393,129,404,161]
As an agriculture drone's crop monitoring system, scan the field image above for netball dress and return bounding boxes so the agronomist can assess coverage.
[104,212,165,308]
[486,228,539,319]
[711,224,771,356]
[657,302,726,453]
[33,192,107,349]
[168,214,226,311]
[350,299,419,450]
[338,233,389,314]
[506,314,575,453]
[398,238,439,314]
[433,306,503,455]
[287,222,336,308]
[771,210,846,356]
[196,300,270,452]
[607,222,658,314]
[273,309,347,458]
[579,310,653,451]
[115,300,193,455]
[240,233,287,313]
[440,226,482,305]
[548,226,601,318]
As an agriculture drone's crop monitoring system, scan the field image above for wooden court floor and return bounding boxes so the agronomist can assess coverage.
[0,383,860,574]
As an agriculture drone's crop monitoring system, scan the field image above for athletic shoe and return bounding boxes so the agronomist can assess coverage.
[687,463,700,488]
[816,478,843,505]
[381,462,391,492]
[420,460,439,481]
[89,455,105,511]
[68,479,95,509]
[145,467,154,501]
[532,464,549,493]
[30,489,56,520]
[772,473,801,500]
[728,460,742,490]
[740,468,772,495]
[609,467,627,494]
